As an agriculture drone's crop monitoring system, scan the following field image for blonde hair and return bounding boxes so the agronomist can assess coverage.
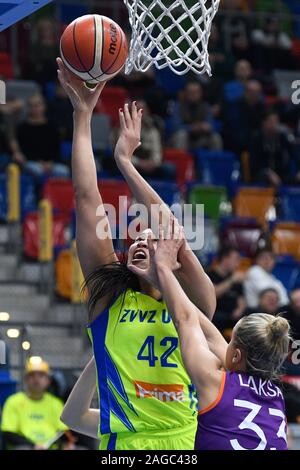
[234,313,291,381]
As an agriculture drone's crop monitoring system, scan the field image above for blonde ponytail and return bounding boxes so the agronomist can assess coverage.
[234,313,291,381]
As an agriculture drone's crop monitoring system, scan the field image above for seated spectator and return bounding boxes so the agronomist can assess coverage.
[217,0,252,62]
[250,111,296,186]
[251,17,293,72]
[10,93,69,178]
[0,96,23,170]
[244,247,289,309]
[132,100,175,180]
[208,246,246,331]
[1,358,74,450]
[222,79,265,154]
[244,288,281,316]
[283,289,300,341]
[169,81,223,151]
[224,60,253,102]
[27,18,59,84]
[208,24,235,80]
[48,82,74,142]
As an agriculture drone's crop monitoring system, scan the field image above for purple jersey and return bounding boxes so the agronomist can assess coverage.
[195,371,288,450]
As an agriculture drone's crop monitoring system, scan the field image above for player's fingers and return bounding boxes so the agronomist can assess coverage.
[132,101,138,120]
[119,109,127,130]
[123,102,132,128]
[136,108,143,135]
[174,262,182,271]
[128,264,143,277]
[158,224,164,242]
[165,220,171,240]
[94,81,106,97]
[56,57,64,71]
[173,218,181,242]
[177,226,185,248]
[57,57,72,82]
[147,234,155,256]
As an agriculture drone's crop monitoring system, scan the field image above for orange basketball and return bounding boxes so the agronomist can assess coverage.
[60,14,128,83]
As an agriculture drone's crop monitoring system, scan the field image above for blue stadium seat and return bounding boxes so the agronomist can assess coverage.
[280,186,300,222]
[0,372,17,408]
[194,150,240,193]
[147,180,181,207]
[273,255,300,292]
[21,175,37,218]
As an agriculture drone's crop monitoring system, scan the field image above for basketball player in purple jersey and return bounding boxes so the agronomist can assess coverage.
[139,221,290,451]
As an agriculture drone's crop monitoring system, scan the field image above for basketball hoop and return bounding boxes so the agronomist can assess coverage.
[123,0,220,76]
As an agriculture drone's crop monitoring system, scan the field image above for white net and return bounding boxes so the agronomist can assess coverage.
[123,0,220,76]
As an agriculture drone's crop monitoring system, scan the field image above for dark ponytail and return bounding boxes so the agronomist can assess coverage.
[83,254,140,313]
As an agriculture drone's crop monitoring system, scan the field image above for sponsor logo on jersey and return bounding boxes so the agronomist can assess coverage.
[134,380,185,402]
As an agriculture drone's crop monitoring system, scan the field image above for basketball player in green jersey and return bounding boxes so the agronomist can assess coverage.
[57,58,216,450]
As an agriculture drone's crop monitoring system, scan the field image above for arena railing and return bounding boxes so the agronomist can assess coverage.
[7,164,21,264]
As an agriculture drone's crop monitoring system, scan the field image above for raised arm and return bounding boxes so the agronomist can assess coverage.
[61,358,99,439]
[152,224,227,394]
[57,59,117,280]
[114,103,216,318]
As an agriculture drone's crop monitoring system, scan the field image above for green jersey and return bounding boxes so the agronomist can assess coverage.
[88,289,198,449]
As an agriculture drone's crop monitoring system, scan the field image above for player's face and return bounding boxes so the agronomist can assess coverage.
[127,229,158,271]
[26,372,50,395]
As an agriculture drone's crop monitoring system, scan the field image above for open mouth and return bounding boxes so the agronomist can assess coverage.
[132,250,148,262]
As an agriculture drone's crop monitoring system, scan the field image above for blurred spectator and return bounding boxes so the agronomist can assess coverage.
[27,18,59,84]
[224,60,253,102]
[132,100,175,180]
[48,82,74,141]
[0,111,11,170]
[222,79,265,154]
[244,247,289,309]
[250,111,296,186]
[208,24,235,80]
[1,358,73,450]
[284,289,300,341]
[244,288,281,316]
[217,0,252,62]
[169,81,223,151]
[252,17,293,72]
[0,97,23,170]
[10,94,69,178]
[208,246,246,331]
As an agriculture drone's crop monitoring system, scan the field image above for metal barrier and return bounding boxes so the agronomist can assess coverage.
[38,199,54,299]
[7,164,21,263]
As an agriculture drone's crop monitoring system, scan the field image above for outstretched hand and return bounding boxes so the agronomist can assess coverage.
[114,102,143,165]
[56,57,106,114]
[154,220,184,272]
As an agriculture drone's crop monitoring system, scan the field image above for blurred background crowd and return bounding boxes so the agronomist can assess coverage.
[1,0,300,450]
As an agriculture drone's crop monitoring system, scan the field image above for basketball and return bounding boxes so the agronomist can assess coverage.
[60,14,128,84]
